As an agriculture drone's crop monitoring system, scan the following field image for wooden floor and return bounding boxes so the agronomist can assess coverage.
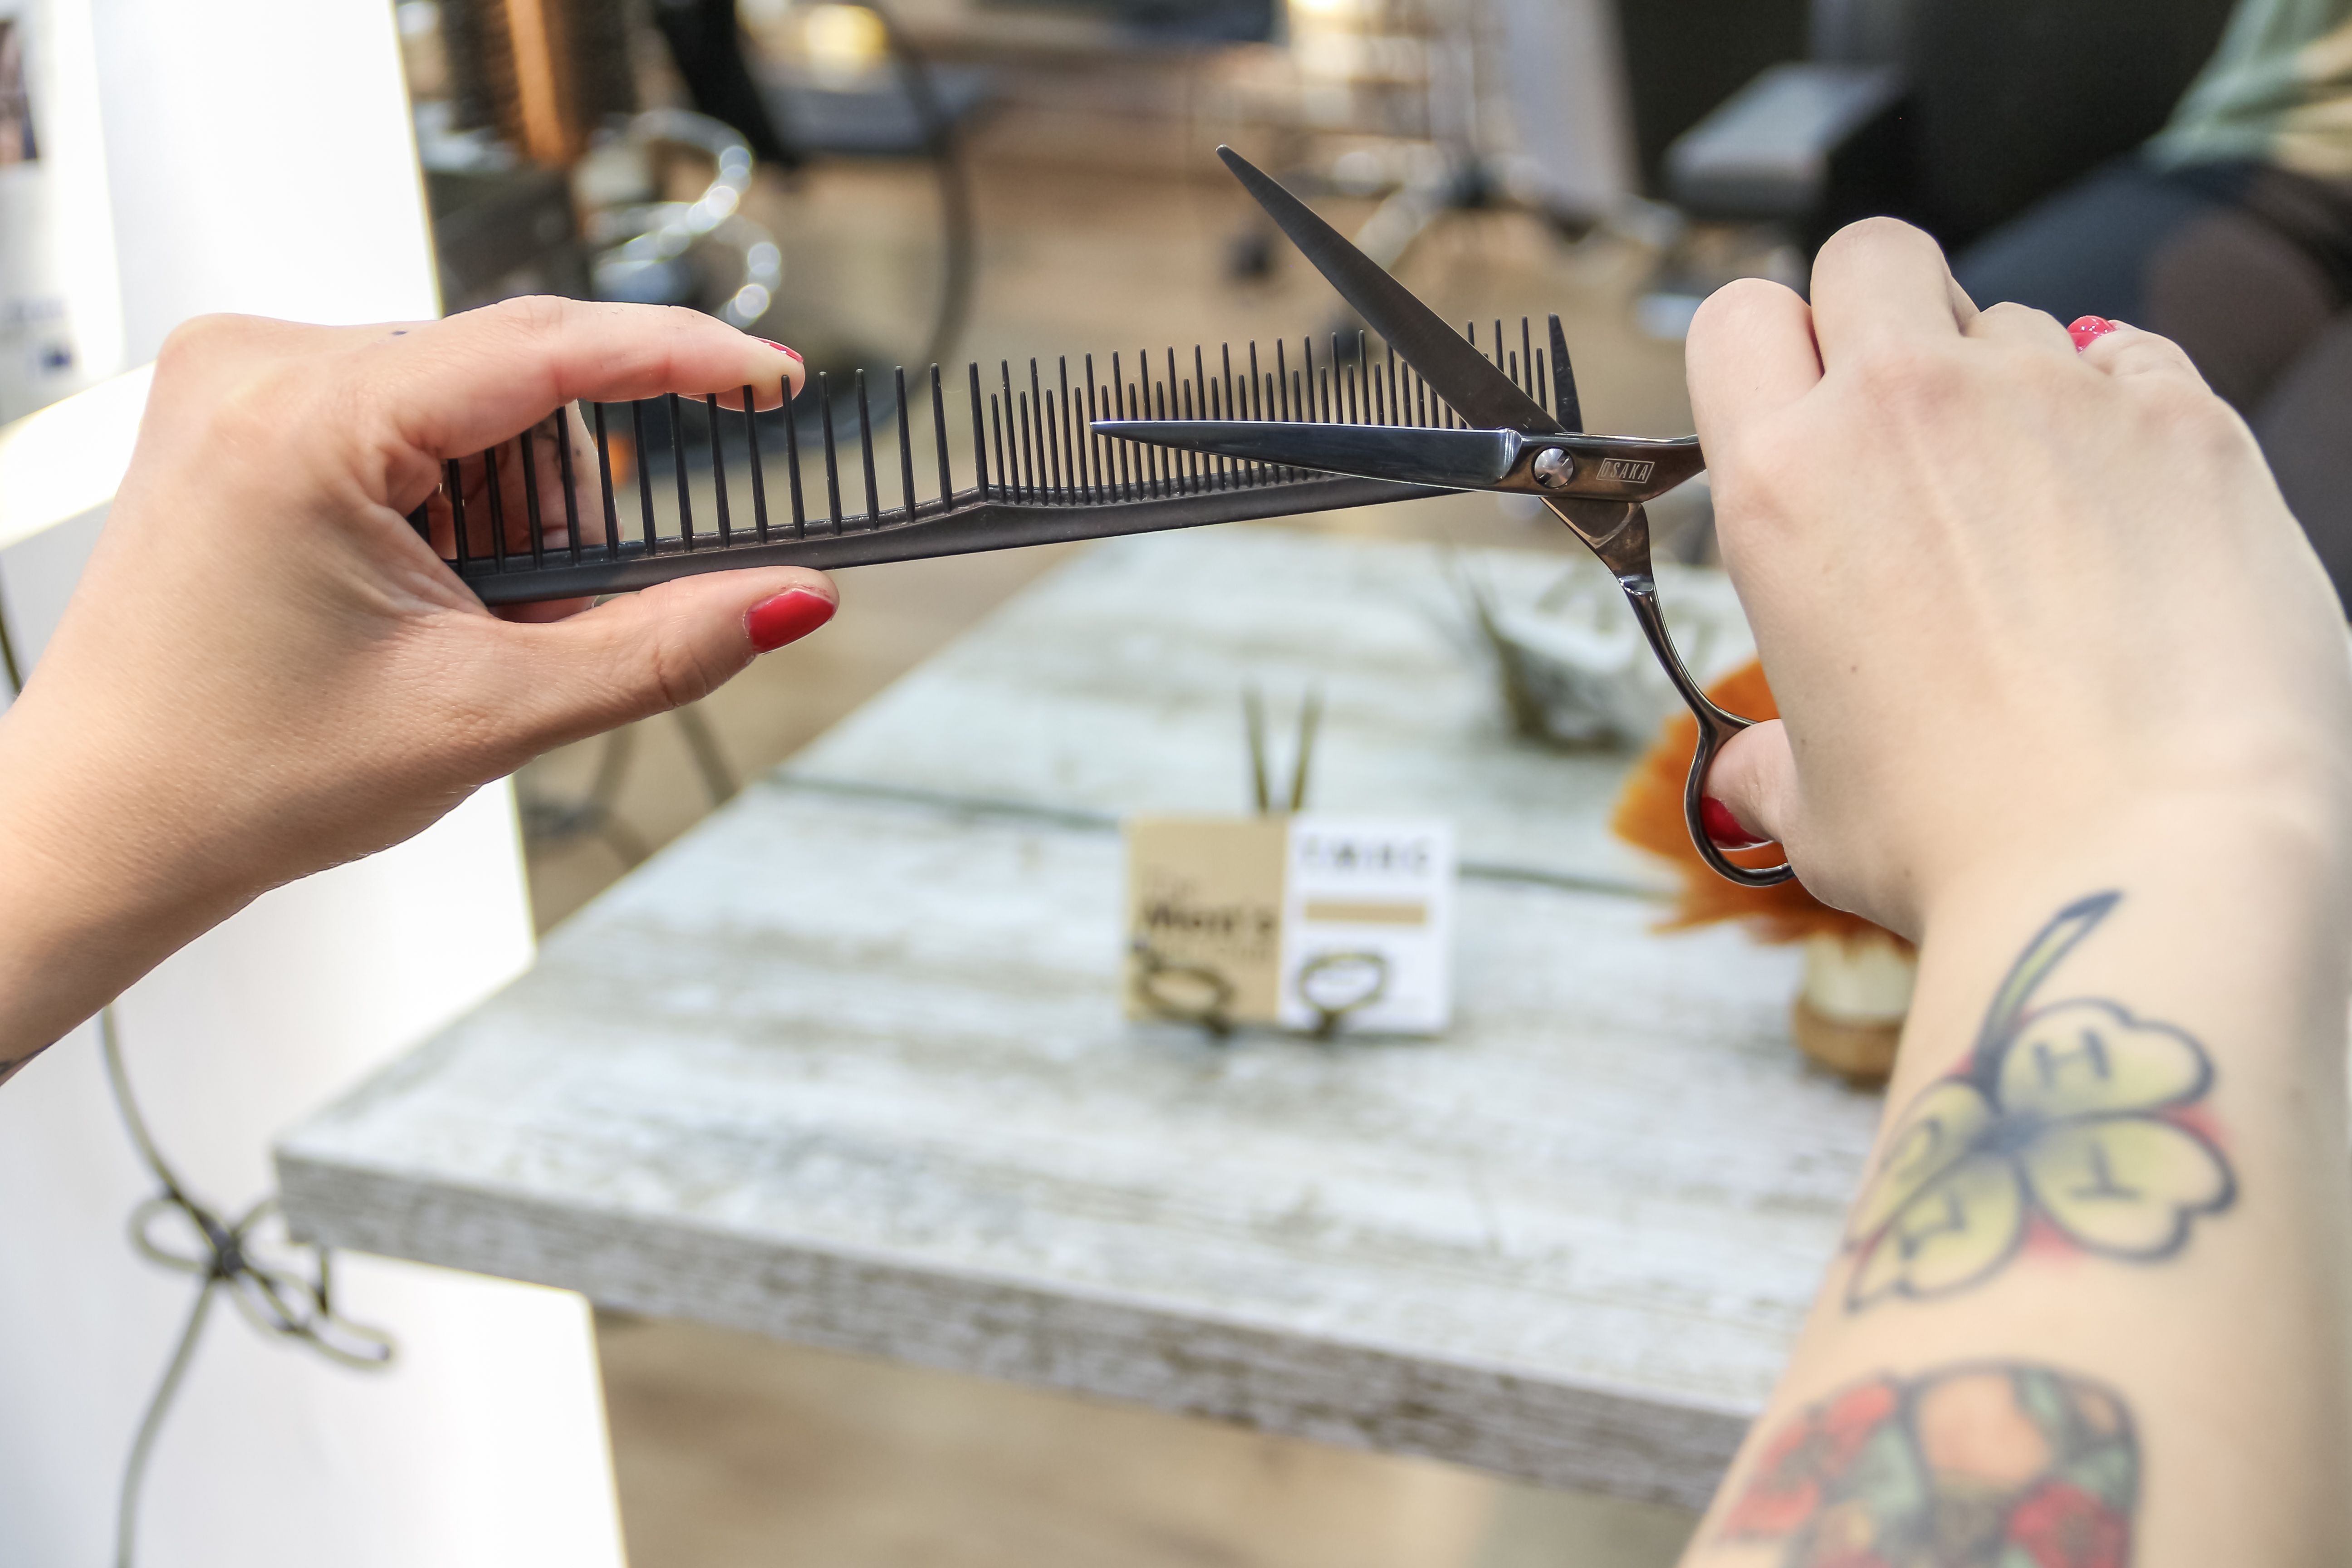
[522,131,1707,1568]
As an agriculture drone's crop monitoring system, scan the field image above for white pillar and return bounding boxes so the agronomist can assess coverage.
[0,2,627,1564]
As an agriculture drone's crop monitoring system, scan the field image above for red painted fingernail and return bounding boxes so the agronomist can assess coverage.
[757,338,804,364]
[1701,796,1772,851]
[745,588,835,652]
[2067,316,2119,351]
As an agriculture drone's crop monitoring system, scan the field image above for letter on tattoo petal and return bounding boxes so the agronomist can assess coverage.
[2023,1118,2234,1256]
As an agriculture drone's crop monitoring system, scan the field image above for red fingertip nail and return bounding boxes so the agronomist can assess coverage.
[758,338,804,364]
[2067,316,2119,351]
[746,588,835,652]
[1700,796,1773,851]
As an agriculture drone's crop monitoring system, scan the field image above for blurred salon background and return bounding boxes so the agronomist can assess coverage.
[370,0,2343,1560]
[3,0,2346,1564]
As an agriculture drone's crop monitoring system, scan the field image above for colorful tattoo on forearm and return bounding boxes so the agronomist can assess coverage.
[1720,1363,2138,1567]
[1844,892,2232,1310]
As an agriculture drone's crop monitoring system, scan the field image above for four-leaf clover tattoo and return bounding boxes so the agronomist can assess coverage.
[1845,892,2234,1310]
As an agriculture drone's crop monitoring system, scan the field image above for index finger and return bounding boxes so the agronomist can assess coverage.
[1687,277,1822,444]
[1807,218,1976,366]
[376,297,806,462]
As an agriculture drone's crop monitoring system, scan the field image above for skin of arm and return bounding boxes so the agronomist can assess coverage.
[0,299,834,1075]
[1681,221,2352,1564]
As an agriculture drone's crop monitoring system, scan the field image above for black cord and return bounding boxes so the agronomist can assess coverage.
[0,588,397,1567]
[101,1009,398,1568]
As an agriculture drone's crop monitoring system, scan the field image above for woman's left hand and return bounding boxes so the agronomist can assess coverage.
[0,299,834,1068]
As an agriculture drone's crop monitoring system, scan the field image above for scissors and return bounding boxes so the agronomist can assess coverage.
[1094,147,1792,888]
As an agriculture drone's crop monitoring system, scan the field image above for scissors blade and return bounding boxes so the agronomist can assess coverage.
[1218,146,1564,437]
[1097,420,1520,489]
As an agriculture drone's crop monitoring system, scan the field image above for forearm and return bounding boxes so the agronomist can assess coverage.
[1685,812,2352,1565]
[0,715,255,1075]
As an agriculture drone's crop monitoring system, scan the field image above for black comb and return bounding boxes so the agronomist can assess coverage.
[409,324,1575,607]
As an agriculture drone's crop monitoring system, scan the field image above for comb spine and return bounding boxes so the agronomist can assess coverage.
[896,367,917,524]
[819,373,844,534]
[744,385,770,544]
[632,399,658,554]
[447,458,470,569]
[707,393,732,548]
[931,364,952,515]
[856,370,879,530]
[520,423,548,569]
[593,403,621,560]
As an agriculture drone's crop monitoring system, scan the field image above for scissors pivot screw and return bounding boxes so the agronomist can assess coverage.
[1530,448,1576,490]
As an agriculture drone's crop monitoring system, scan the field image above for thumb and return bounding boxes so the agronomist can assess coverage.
[1699,718,1800,853]
[485,567,838,753]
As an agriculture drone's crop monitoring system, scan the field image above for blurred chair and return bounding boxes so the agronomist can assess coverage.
[1661,0,2237,251]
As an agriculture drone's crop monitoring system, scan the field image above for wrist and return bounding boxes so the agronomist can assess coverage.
[0,710,258,1064]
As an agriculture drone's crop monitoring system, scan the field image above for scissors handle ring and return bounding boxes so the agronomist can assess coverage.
[1679,697,1796,888]
[1596,524,1797,889]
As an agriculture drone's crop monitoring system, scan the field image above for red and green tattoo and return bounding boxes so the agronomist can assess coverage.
[1719,1362,2138,1568]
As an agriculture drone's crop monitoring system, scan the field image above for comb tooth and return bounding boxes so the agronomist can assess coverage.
[707,393,732,548]
[446,458,469,568]
[1533,348,1547,425]
[1191,345,1212,491]
[1521,317,1536,398]
[1062,358,1080,501]
[1507,351,1519,393]
[1275,339,1290,422]
[1140,349,1157,495]
[485,444,509,568]
[967,362,988,500]
[1083,356,1102,502]
[1301,336,1316,423]
[1039,359,1058,496]
[1548,314,1584,433]
[743,385,770,543]
[407,500,430,544]
[1109,353,1126,498]
[896,367,917,524]
[1386,343,1399,428]
[989,392,1006,504]
[519,422,548,569]
[931,365,952,515]
[592,403,620,560]
[630,401,657,552]
[1017,391,1034,504]
[856,370,879,530]
[783,383,808,537]
[1164,348,1186,491]
[1493,319,1504,373]
[1002,359,1020,496]
[557,406,584,565]
[1000,362,1019,498]
[818,373,844,534]
[664,394,693,552]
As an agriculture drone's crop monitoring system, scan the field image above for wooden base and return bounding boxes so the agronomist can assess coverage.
[1789,995,1902,1086]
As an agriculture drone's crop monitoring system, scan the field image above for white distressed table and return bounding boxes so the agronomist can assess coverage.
[275,528,1882,1510]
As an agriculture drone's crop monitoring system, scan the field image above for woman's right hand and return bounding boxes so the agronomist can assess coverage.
[1687,218,2352,937]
